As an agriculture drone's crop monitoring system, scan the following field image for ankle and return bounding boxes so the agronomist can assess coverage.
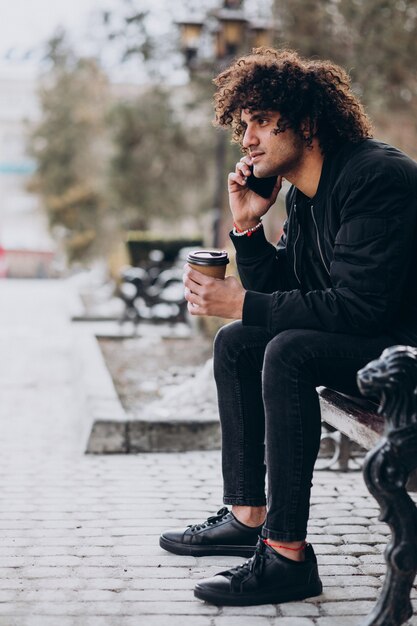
[232,505,266,528]
[264,538,306,562]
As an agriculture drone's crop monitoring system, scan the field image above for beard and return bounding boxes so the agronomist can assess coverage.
[254,132,305,178]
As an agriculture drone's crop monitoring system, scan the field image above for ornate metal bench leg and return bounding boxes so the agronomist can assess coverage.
[357,345,417,626]
[361,432,417,626]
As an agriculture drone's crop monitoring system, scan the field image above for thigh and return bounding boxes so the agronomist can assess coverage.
[263,328,397,397]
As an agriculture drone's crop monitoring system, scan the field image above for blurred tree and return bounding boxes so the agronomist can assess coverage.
[103,3,153,63]
[273,0,417,156]
[102,0,262,245]
[28,32,111,262]
[275,0,341,60]
[337,0,417,112]
[100,0,183,83]
[107,85,216,230]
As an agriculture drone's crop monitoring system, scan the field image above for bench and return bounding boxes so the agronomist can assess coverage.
[319,388,417,490]
[318,345,417,626]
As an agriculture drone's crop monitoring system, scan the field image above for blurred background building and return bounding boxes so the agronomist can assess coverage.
[0,64,56,278]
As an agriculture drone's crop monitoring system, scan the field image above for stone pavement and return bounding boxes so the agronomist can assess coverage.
[0,278,416,626]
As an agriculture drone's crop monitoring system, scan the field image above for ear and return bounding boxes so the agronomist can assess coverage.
[300,117,317,138]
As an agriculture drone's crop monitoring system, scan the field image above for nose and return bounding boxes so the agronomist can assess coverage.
[242,124,258,150]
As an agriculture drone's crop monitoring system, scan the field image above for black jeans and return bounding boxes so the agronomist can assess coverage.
[213,321,396,542]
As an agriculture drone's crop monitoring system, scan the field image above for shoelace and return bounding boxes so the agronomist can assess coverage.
[222,538,267,591]
[188,506,230,532]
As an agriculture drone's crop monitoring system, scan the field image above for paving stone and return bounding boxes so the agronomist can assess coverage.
[0,601,218,616]
[272,617,314,626]
[316,565,360,576]
[368,524,390,534]
[358,554,386,564]
[356,508,380,517]
[324,517,371,525]
[339,544,378,556]
[321,600,376,615]
[0,615,82,626]
[316,555,359,565]
[358,564,387,576]
[307,534,342,544]
[313,545,340,555]
[214,618,272,626]
[321,586,378,601]
[324,525,368,534]
[220,605,276,616]
[320,575,380,587]
[279,602,320,617]
[342,534,388,545]
[127,619,212,626]
[117,589,193,602]
[316,618,365,626]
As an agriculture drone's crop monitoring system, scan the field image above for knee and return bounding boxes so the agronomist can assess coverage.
[213,321,269,380]
[213,321,246,371]
[264,329,311,372]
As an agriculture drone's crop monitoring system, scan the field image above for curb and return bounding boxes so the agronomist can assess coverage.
[72,322,221,454]
[73,327,128,453]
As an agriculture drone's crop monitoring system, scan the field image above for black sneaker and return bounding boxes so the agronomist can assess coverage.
[194,538,323,606]
[159,507,263,557]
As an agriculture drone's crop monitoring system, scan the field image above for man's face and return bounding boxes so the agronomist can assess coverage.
[240,109,305,179]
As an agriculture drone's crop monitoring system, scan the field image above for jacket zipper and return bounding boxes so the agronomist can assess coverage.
[311,204,331,276]
[293,203,301,284]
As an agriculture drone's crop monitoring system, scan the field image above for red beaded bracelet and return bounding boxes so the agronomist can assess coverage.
[232,220,263,237]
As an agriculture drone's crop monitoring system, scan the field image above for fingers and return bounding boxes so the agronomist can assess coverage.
[237,156,252,178]
[183,264,225,316]
[187,300,203,316]
[184,282,206,316]
[183,264,214,313]
[184,286,203,306]
[228,156,254,190]
[183,264,214,286]
[228,170,247,190]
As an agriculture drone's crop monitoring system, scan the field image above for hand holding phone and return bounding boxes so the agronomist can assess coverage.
[246,166,278,199]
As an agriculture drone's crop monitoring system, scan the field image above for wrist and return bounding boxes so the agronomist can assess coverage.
[233,219,263,238]
[233,219,260,231]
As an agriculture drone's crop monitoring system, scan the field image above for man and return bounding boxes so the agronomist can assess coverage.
[159,48,417,606]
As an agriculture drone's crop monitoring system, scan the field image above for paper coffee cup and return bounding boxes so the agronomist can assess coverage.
[186,250,229,279]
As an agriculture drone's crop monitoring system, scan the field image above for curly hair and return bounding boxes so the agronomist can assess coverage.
[213,48,373,154]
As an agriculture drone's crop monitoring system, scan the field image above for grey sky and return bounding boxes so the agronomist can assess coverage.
[0,0,271,82]
[0,0,174,81]
[0,0,112,58]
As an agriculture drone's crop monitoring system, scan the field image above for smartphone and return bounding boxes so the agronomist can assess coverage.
[246,166,278,199]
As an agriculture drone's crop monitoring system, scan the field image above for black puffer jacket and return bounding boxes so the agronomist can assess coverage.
[231,139,417,345]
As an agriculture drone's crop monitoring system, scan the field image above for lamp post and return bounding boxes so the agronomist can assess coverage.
[177,0,273,248]
[177,19,204,68]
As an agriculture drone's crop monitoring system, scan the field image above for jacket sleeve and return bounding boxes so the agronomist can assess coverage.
[242,172,417,335]
[231,217,290,294]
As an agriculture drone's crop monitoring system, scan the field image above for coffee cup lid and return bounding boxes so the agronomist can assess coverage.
[186,250,229,266]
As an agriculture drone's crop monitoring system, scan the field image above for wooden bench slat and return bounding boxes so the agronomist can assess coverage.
[318,387,383,449]
[318,387,417,491]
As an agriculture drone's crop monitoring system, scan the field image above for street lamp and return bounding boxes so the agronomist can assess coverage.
[250,19,274,48]
[177,0,273,247]
[177,19,204,67]
[214,9,248,59]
